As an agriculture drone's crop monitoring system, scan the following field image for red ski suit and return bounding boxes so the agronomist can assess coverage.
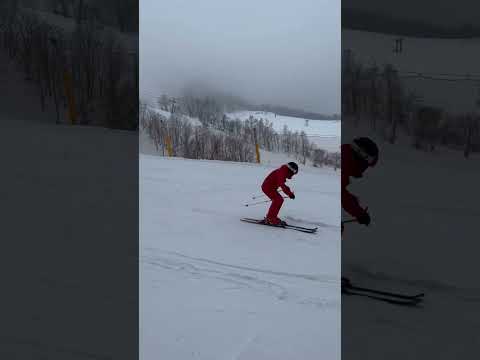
[261,165,294,221]
[341,144,370,219]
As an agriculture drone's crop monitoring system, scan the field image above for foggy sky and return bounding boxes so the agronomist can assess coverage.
[140,0,340,114]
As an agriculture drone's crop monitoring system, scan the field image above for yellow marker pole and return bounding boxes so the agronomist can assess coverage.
[253,128,260,163]
[255,143,261,163]
[165,136,173,157]
[63,71,76,125]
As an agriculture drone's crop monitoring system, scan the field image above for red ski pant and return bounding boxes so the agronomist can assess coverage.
[262,185,284,220]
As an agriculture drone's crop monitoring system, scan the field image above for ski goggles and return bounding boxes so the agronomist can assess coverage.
[286,164,298,174]
[351,143,377,166]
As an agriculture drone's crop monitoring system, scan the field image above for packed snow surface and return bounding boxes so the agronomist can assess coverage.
[140,154,341,360]
[342,124,480,359]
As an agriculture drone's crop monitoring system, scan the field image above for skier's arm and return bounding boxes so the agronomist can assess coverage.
[341,173,364,218]
[342,187,365,218]
[274,169,294,197]
[280,184,294,198]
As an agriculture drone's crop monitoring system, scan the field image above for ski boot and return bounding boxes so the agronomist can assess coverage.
[264,217,287,227]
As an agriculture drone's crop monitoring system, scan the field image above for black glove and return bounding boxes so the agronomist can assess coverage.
[289,193,295,199]
[357,212,371,226]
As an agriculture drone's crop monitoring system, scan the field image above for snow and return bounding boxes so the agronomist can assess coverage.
[139,118,332,168]
[228,110,341,152]
[342,123,480,358]
[140,154,341,359]
[1,46,138,358]
[146,106,202,126]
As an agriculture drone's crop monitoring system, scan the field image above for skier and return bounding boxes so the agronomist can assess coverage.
[341,137,379,233]
[261,162,298,226]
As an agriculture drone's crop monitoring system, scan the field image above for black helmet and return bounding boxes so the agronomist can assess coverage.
[351,137,379,166]
[286,162,298,174]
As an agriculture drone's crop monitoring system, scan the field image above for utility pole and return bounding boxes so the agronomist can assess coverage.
[393,37,403,54]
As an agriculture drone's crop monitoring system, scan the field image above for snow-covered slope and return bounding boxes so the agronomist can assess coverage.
[147,106,202,126]
[140,107,341,165]
[228,110,340,152]
[1,49,138,358]
[342,122,480,359]
[140,154,341,360]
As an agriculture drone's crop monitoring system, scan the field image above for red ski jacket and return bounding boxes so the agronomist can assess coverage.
[262,165,294,197]
[341,144,369,218]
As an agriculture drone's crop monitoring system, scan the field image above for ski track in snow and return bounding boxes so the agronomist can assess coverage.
[346,263,480,303]
[143,248,338,309]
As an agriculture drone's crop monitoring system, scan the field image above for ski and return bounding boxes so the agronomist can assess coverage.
[342,278,424,306]
[342,287,423,306]
[240,218,317,234]
[344,284,424,300]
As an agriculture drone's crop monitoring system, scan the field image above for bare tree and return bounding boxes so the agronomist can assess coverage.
[462,114,479,158]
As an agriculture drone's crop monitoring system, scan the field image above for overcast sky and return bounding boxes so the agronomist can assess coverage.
[140,0,340,114]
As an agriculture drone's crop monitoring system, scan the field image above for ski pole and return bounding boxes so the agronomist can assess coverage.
[251,194,267,200]
[251,188,281,200]
[244,196,289,207]
[244,199,271,207]
[341,208,368,225]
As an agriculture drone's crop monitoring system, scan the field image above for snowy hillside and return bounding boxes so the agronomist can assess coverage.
[343,29,480,113]
[228,110,341,152]
[342,122,480,359]
[139,115,330,169]
[140,106,340,167]
[146,106,202,126]
[140,154,341,359]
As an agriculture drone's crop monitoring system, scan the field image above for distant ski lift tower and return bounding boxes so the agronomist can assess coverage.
[393,37,403,54]
[170,97,177,113]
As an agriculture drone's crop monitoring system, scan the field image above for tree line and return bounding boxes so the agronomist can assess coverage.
[141,96,340,169]
[0,0,137,129]
[342,49,480,158]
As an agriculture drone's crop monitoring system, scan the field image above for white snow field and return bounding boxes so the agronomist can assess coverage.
[140,153,341,359]
[1,50,138,358]
[228,110,341,153]
[342,123,480,359]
